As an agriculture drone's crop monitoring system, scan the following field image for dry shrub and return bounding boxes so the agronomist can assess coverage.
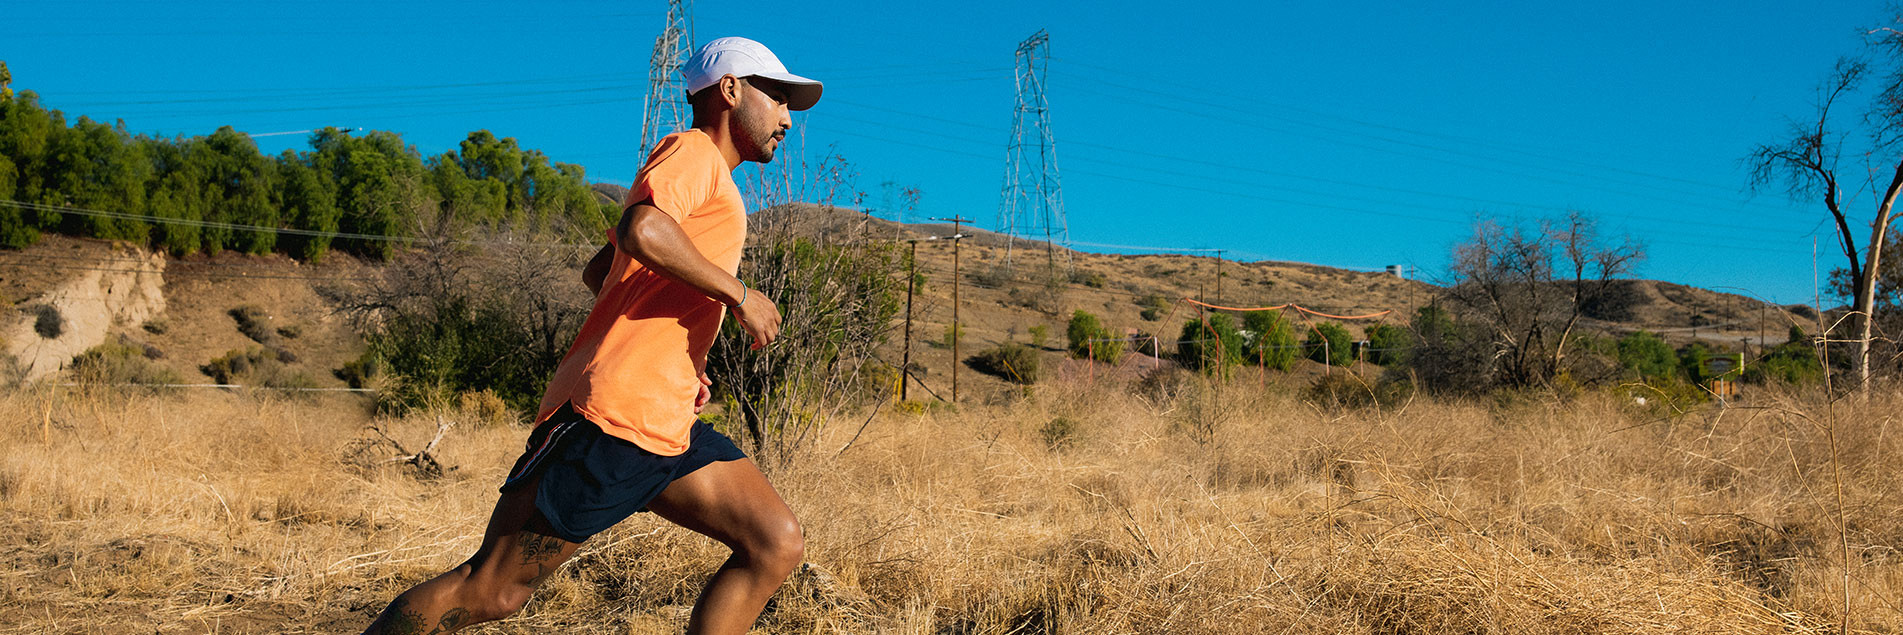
[1,375,1900,633]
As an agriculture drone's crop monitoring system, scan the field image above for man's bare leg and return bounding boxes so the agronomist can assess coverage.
[646,458,804,635]
[362,478,582,634]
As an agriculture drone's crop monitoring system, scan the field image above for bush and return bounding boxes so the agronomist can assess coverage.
[940,322,964,350]
[706,229,904,462]
[1243,310,1299,371]
[141,319,169,335]
[1136,294,1172,321]
[969,342,1039,384]
[459,389,518,427]
[341,240,594,413]
[1301,371,1413,411]
[335,352,383,389]
[1615,330,1676,380]
[1027,324,1050,349]
[1745,328,1823,385]
[971,263,1014,288]
[1068,269,1106,288]
[1364,323,1411,366]
[1177,314,1243,375]
[1039,416,1079,450]
[72,337,181,386]
[1405,305,1491,394]
[1066,310,1123,362]
[202,347,318,390]
[1304,322,1353,366]
[30,304,62,339]
[229,305,277,345]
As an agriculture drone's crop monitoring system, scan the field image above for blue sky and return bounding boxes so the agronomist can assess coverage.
[5,0,1895,307]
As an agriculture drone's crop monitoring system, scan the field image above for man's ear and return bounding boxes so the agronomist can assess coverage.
[717,75,744,108]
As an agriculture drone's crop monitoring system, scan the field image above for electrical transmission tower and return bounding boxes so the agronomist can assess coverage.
[638,0,695,161]
[996,29,1070,277]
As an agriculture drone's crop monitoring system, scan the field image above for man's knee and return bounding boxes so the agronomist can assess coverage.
[747,517,805,573]
[469,582,537,622]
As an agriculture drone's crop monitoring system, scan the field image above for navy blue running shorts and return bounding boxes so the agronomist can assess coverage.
[499,402,746,543]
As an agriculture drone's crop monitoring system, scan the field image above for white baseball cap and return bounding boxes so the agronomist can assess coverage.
[683,37,823,111]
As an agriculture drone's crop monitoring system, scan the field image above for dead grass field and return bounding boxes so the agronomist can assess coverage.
[1,374,1900,633]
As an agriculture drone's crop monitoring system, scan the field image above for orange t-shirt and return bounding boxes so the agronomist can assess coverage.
[535,130,745,456]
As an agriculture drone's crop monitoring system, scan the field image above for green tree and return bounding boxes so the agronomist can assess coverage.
[1177,313,1243,375]
[1364,323,1412,366]
[1242,309,1298,371]
[47,117,150,241]
[1615,330,1676,379]
[310,128,428,259]
[0,91,62,246]
[1066,310,1122,362]
[142,137,209,255]
[1305,322,1353,366]
[428,150,507,228]
[1745,327,1824,384]
[275,150,340,261]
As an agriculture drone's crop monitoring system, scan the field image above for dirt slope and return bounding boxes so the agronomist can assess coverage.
[0,237,367,387]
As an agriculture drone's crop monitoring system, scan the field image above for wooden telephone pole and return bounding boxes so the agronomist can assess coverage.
[900,240,918,401]
[930,216,971,402]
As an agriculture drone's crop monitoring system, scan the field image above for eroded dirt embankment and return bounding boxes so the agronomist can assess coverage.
[2,246,165,380]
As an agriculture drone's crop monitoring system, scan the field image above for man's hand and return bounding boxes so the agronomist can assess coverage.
[729,292,782,349]
[694,371,713,413]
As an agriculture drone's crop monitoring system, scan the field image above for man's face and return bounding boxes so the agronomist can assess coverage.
[732,78,791,164]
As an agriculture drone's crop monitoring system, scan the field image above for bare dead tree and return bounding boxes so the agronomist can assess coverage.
[1442,213,1642,388]
[1750,47,1902,393]
[325,215,593,412]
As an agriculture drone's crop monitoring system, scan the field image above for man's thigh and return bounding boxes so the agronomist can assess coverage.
[645,458,798,548]
[468,478,586,588]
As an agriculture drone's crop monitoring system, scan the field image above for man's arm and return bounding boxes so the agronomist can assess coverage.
[616,201,782,348]
[582,244,612,296]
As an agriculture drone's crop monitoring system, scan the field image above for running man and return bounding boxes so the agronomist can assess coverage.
[362,36,821,634]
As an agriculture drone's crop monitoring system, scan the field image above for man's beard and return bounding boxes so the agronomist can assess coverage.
[733,104,778,164]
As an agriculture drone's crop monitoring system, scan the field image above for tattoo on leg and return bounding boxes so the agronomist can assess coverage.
[517,531,568,590]
[518,532,563,566]
[429,607,472,634]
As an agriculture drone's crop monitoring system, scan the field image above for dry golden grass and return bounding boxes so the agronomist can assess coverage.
[1,374,1899,633]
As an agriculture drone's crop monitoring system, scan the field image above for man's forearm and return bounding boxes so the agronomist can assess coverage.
[616,204,746,306]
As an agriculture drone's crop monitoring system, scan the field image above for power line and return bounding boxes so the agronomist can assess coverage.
[813,105,1814,242]
[1050,57,1783,200]
[804,122,1812,256]
[1051,79,1806,224]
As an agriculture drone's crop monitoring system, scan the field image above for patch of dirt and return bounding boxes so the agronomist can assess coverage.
[0,237,165,380]
[0,236,368,387]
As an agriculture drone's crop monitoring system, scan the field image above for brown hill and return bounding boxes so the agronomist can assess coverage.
[753,203,1816,399]
[0,207,1817,399]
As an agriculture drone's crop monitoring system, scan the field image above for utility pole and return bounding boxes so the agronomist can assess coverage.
[900,240,918,401]
[931,216,972,402]
[1214,249,1225,307]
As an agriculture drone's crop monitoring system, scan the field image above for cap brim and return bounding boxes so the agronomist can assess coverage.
[751,72,823,111]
